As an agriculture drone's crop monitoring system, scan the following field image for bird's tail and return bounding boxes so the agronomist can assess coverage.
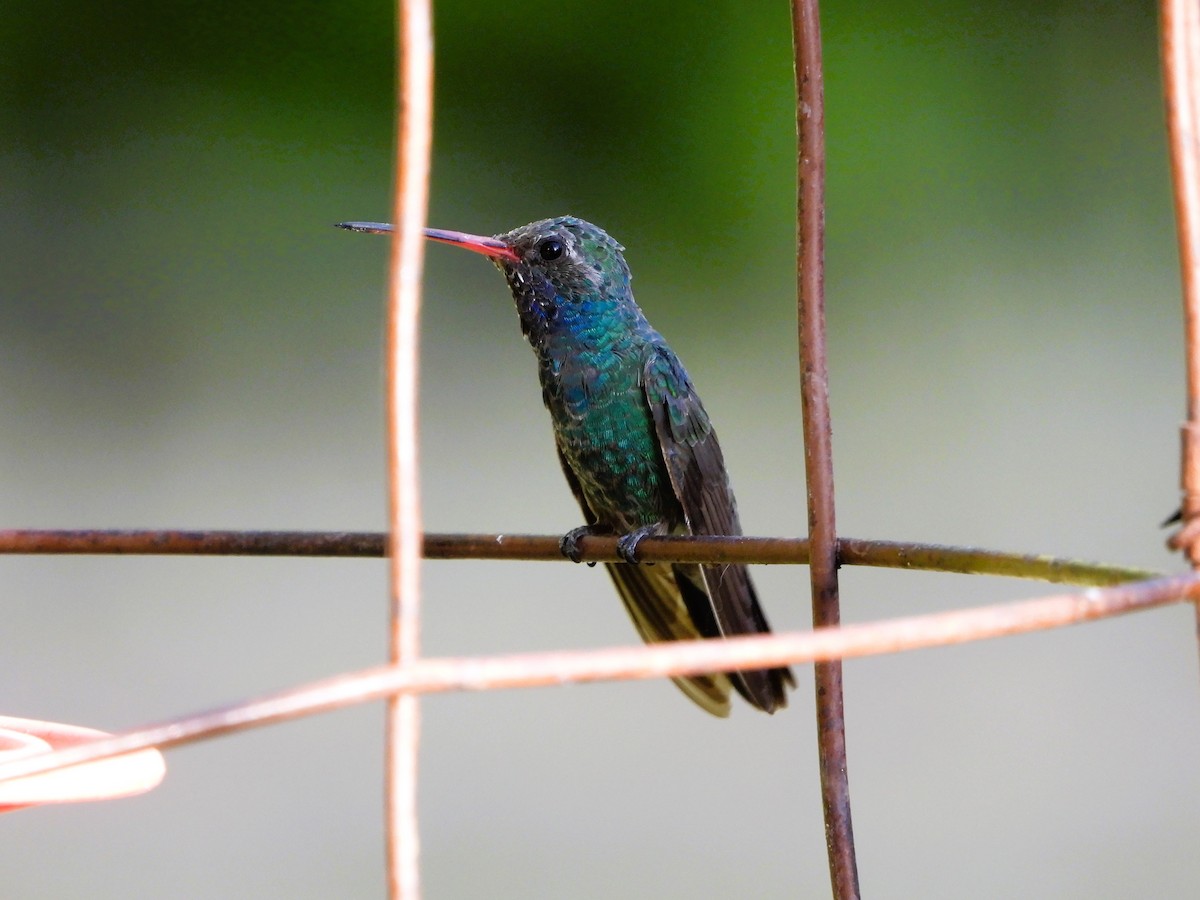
[605,562,736,716]
[607,562,794,715]
[677,562,795,714]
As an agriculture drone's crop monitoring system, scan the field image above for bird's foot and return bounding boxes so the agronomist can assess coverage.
[560,525,601,567]
[615,524,663,565]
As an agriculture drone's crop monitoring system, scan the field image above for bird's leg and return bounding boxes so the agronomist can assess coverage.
[561,522,668,565]
[560,525,606,566]
[615,522,668,565]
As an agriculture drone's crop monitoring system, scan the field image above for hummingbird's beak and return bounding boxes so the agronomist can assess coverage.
[335,221,395,234]
[423,228,519,263]
[336,221,519,263]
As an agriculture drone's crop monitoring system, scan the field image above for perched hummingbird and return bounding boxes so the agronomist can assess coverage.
[338,216,794,716]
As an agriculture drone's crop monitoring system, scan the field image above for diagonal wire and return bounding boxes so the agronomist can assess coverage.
[0,572,1194,789]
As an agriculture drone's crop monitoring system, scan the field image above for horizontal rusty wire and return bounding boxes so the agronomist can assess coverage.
[0,529,1155,587]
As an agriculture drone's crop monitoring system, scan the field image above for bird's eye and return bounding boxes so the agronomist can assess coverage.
[537,238,565,261]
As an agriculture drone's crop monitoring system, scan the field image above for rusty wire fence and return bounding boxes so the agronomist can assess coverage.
[3,2,1199,898]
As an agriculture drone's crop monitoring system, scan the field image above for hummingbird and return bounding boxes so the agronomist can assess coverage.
[338,216,794,716]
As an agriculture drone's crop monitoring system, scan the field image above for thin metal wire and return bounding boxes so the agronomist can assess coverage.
[1162,0,1200,533]
[384,0,433,895]
[791,0,859,894]
[0,571,1194,788]
[0,529,1156,587]
[1161,0,1200,672]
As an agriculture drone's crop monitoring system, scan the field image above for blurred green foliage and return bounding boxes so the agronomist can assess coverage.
[8,0,1166,302]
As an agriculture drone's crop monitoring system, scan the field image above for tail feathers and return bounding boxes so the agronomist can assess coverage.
[605,562,733,717]
[676,565,794,714]
[606,562,795,716]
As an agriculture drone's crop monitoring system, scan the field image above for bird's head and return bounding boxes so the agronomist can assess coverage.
[339,216,634,337]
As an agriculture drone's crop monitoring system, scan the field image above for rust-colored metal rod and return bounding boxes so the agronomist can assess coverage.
[791,0,858,894]
[0,529,1156,587]
[0,572,1193,789]
[1163,0,1200,535]
[0,529,388,557]
[384,0,433,894]
[1161,0,1200,671]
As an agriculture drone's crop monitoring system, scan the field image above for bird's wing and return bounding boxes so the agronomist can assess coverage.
[641,345,793,712]
[554,445,734,715]
[606,563,734,717]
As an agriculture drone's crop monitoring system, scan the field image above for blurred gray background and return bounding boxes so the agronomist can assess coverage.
[4,1,1196,897]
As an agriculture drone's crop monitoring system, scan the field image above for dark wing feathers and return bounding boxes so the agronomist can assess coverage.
[555,446,735,714]
[642,346,794,713]
[607,563,734,717]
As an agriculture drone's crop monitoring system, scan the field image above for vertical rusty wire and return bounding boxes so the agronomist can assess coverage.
[1161,0,1200,669]
[385,0,433,896]
[791,0,860,896]
[1163,0,1200,539]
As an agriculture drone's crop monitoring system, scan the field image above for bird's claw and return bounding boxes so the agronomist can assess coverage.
[561,524,659,565]
[616,532,641,564]
[617,526,660,565]
[560,526,597,566]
